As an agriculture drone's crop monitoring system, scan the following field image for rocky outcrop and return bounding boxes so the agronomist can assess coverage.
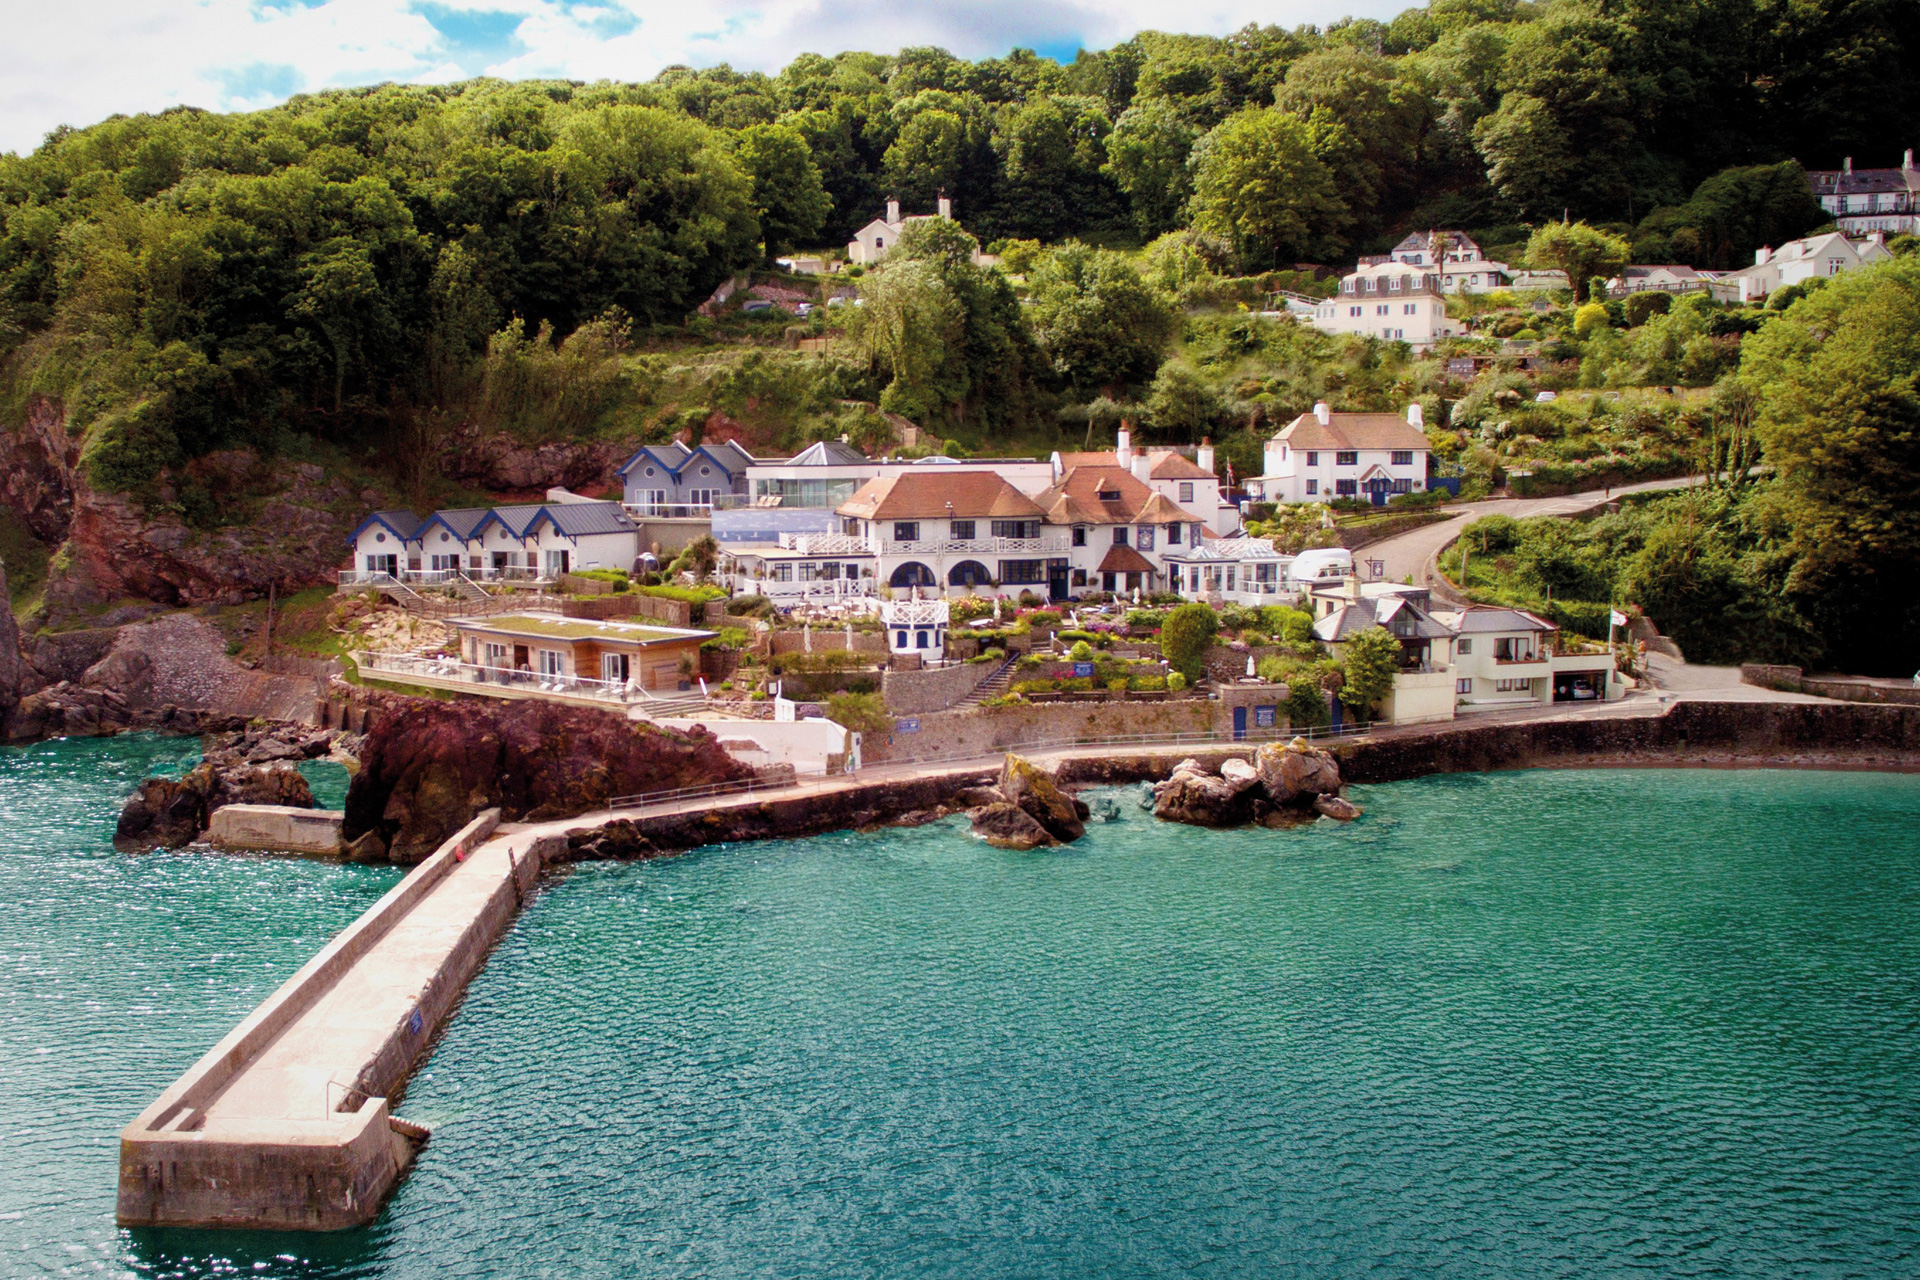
[1153,738,1360,828]
[2,396,371,628]
[343,698,751,864]
[0,563,26,723]
[114,724,328,851]
[961,754,1089,848]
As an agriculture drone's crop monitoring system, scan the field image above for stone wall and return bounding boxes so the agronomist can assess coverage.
[771,629,888,656]
[1741,664,1920,707]
[865,698,1228,763]
[881,660,995,715]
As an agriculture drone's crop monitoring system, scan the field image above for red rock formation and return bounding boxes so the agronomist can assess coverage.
[343,698,752,863]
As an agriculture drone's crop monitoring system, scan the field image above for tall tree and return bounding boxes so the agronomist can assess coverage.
[734,122,831,257]
[1025,242,1176,398]
[1525,221,1631,302]
[1186,107,1348,269]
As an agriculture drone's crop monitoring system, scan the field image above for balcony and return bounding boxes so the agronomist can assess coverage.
[621,494,747,520]
[884,534,1070,558]
[357,651,703,711]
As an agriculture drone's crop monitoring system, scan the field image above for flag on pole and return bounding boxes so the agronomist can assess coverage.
[1610,609,1629,627]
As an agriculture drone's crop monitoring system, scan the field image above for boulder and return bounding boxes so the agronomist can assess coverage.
[998,754,1085,844]
[1152,759,1259,827]
[340,829,388,864]
[343,698,751,864]
[564,818,659,862]
[1313,793,1363,821]
[970,801,1057,850]
[114,776,211,851]
[1220,758,1261,790]
[1255,737,1343,804]
[951,784,1008,810]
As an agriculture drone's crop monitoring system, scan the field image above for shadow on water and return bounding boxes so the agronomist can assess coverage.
[126,1223,384,1279]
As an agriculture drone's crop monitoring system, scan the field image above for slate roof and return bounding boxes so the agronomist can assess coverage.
[348,510,426,544]
[420,507,491,540]
[1274,412,1430,453]
[530,501,640,537]
[1808,163,1920,198]
[1433,605,1558,634]
[838,471,1044,521]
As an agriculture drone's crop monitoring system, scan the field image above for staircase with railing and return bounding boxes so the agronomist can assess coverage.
[955,655,1019,708]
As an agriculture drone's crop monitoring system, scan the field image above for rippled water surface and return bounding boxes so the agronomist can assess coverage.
[6,738,1920,1279]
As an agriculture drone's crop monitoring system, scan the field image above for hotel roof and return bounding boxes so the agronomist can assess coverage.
[838,471,1045,521]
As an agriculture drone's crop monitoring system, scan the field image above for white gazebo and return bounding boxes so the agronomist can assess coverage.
[881,597,950,657]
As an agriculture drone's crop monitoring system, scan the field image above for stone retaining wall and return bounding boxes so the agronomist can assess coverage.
[865,698,1228,763]
[1740,664,1920,707]
[881,660,995,714]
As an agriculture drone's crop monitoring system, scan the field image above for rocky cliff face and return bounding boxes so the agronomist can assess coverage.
[343,698,752,863]
[440,425,638,494]
[0,396,375,626]
[0,563,28,720]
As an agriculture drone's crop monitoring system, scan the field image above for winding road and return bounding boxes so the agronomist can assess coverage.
[1357,474,1714,587]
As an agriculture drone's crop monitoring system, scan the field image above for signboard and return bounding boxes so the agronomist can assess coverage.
[1447,357,1476,377]
[897,717,920,734]
[1254,705,1278,729]
[1073,662,1095,678]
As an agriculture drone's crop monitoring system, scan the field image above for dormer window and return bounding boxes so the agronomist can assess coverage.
[1097,487,1121,502]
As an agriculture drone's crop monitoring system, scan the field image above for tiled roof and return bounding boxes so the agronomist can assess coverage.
[1275,412,1430,453]
[1313,595,1451,643]
[837,471,1044,520]
[1037,465,1204,525]
[1148,451,1213,480]
[1433,606,1557,634]
[1098,544,1157,574]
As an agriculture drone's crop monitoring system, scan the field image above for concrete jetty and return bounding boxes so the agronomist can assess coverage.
[116,810,552,1231]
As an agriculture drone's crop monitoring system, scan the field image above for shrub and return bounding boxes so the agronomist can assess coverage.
[1129,674,1167,691]
[1107,677,1129,693]
[1126,608,1167,629]
[1018,590,1044,608]
[1068,639,1094,661]
[1285,679,1330,728]
[1337,626,1402,722]
[643,583,728,604]
[1166,671,1188,692]
[725,594,774,617]
[1623,291,1672,326]
[1159,602,1219,681]
[949,597,997,623]
[824,691,893,738]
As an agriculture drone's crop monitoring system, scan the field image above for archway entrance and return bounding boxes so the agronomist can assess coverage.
[948,560,992,589]
[889,562,936,588]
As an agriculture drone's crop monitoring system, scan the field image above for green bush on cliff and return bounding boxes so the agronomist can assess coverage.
[1158,603,1219,682]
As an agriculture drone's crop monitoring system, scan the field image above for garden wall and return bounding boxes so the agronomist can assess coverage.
[863,698,1227,763]
[771,630,888,657]
[1741,665,1920,707]
[882,661,996,715]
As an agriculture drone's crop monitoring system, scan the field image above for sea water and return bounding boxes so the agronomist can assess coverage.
[3,737,1918,1278]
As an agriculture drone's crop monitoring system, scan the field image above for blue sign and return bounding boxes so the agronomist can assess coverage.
[1073,662,1095,678]
[897,717,920,734]
[1254,705,1278,728]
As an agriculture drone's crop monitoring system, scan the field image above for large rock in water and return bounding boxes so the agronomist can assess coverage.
[343,698,750,864]
[997,754,1086,844]
[1255,738,1343,804]
[970,801,1058,850]
[1153,757,1260,827]
[114,755,316,852]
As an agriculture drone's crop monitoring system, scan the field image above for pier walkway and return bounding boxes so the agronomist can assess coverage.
[117,811,549,1232]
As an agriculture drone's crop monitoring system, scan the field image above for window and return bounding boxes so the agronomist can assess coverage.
[602,653,630,684]
[998,560,1045,584]
[1456,638,1471,654]
[1457,678,1472,694]
[1305,451,1319,466]
[1349,306,1361,317]
[1495,677,1532,693]
[1376,304,1389,315]
[1305,479,1318,495]
[892,521,920,543]
[484,642,508,668]
[1072,569,1088,586]
[874,237,883,250]
[537,650,565,677]
[1166,523,1182,546]
[1495,637,1533,661]
[1072,526,1087,547]
[1137,527,1155,551]
[771,563,792,582]
[1335,451,1358,466]
[1391,450,1413,465]
[1192,525,1204,545]
[1112,527,1129,546]
[990,519,1039,540]
[430,554,458,572]
[915,630,929,649]
[895,630,908,648]
[1335,479,1357,496]
[1403,303,1415,314]
[949,520,975,541]
[1178,482,1194,502]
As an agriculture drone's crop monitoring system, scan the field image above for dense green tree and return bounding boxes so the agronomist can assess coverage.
[987,95,1120,241]
[1525,221,1631,303]
[1025,243,1175,397]
[1187,108,1348,268]
[1336,625,1402,721]
[1103,100,1197,238]
[1632,161,1827,270]
[734,122,831,257]
[1159,602,1220,680]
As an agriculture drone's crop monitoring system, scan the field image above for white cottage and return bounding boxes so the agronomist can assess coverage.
[1244,403,1432,506]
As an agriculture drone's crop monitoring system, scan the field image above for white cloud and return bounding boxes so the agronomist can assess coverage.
[0,0,1406,155]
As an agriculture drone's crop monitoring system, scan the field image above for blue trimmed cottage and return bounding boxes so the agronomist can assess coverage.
[618,441,758,513]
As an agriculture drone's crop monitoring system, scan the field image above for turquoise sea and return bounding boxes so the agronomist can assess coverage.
[3,735,1919,1278]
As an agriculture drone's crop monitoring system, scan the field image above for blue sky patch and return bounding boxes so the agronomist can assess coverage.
[212,62,305,104]
[414,4,530,71]
[1029,38,1088,66]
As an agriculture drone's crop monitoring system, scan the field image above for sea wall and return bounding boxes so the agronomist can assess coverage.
[207,805,345,855]
[1741,664,1920,708]
[864,698,1227,762]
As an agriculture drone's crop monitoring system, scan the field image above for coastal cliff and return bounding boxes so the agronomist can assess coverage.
[343,698,753,863]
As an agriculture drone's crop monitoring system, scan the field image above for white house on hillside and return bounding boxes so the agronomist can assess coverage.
[1244,403,1432,506]
[1033,463,1209,597]
[1807,151,1920,237]
[837,470,1068,598]
[1708,231,1893,303]
[1050,426,1237,535]
[1309,263,1459,349]
[1605,264,1718,297]
[1380,230,1511,294]
[848,195,954,266]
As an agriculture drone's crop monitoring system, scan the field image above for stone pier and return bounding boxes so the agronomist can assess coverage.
[116,810,552,1231]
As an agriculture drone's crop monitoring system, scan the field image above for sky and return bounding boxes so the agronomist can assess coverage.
[0,0,1408,155]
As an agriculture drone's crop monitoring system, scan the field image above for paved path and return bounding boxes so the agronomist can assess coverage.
[1361,474,1711,586]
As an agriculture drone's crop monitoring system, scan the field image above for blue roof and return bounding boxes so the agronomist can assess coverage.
[346,510,426,546]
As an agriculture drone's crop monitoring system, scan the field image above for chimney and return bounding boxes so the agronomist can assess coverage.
[1406,403,1424,428]
[1196,437,1215,474]
[1116,423,1133,466]
[1314,402,1331,426]
[1131,453,1152,485]
[1906,148,1915,172]
[1843,156,1853,175]
[937,191,952,219]
[886,197,900,225]
[1755,245,1772,266]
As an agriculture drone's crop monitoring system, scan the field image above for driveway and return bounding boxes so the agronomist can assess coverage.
[1356,474,1710,586]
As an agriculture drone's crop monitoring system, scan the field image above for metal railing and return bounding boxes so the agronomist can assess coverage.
[357,652,700,707]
